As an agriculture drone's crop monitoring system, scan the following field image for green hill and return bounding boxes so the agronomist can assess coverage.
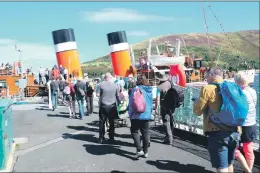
[82,30,259,77]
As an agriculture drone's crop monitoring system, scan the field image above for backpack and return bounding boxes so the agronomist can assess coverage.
[76,82,85,97]
[209,81,249,127]
[78,88,85,97]
[70,84,75,94]
[63,86,70,95]
[86,83,94,97]
[161,81,184,111]
[132,87,146,113]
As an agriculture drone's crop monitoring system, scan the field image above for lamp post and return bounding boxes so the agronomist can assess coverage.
[15,45,23,78]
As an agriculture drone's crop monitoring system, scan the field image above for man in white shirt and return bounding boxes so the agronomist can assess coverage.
[39,67,45,85]
[64,67,68,80]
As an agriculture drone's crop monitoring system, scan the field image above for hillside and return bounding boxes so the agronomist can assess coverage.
[82,30,259,76]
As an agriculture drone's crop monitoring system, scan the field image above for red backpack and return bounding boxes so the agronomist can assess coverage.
[132,87,146,113]
[69,84,75,94]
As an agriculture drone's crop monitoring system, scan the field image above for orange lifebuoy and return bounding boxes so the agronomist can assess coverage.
[169,64,186,87]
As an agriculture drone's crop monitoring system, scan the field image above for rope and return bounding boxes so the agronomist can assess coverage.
[201,3,213,66]
[206,2,237,51]
[206,2,253,69]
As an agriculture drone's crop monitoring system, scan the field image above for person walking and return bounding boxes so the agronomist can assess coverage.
[154,72,184,145]
[64,67,68,80]
[74,77,87,120]
[85,81,94,115]
[128,74,153,159]
[193,67,241,173]
[234,72,257,172]
[59,78,66,104]
[45,68,50,83]
[96,72,120,144]
[50,77,59,111]
[64,81,76,118]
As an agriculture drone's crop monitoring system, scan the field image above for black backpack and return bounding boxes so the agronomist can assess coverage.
[86,83,94,97]
[161,81,184,110]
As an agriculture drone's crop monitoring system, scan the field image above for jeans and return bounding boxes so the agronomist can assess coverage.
[161,107,174,142]
[67,100,76,116]
[99,103,117,139]
[207,131,240,169]
[60,91,65,102]
[77,98,84,119]
[131,120,150,153]
[51,91,58,109]
[86,96,93,114]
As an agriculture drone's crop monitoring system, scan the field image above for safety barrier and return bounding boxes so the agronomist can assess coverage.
[153,85,260,144]
[0,99,13,170]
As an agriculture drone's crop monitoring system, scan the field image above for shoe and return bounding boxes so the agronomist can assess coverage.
[98,138,104,144]
[69,116,72,119]
[163,139,173,145]
[144,152,148,158]
[136,150,144,159]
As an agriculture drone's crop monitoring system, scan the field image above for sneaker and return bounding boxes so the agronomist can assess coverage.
[144,152,148,158]
[163,139,173,145]
[136,150,144,159]
[98,138,104,144]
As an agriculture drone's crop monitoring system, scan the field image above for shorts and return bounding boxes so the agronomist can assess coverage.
[65,95,72,102]
[241,125,257,143]
[207,131,240,169]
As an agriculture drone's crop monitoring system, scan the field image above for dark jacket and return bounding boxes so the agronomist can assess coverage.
[50,80,59,93]
[59,80,66,91]
[74,81,87,99]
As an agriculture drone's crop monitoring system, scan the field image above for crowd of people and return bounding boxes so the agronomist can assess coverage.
[47,66,257,173]
[36,65,69,86]
[0,63,12,70]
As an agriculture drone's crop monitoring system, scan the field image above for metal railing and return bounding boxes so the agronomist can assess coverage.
[153,85,260,150]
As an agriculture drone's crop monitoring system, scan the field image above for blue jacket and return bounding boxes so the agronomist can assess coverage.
[128,85,153,120]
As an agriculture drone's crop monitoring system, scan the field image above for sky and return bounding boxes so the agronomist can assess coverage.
[0,2,259,72]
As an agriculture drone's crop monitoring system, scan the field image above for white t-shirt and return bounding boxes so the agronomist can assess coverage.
[243,86,257,126]
[64,68,68,75]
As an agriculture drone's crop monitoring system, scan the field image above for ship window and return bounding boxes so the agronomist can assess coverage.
[0,80,7,88]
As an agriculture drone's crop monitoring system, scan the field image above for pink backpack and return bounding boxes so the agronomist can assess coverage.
[132,87,146,113]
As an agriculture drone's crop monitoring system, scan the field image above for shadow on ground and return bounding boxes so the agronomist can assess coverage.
[35,107,50,111]
[149,126,257,172]
[63,126,135,148]
[83,143,136,160]
[47,114,70,118]
[86,120,99,128]
[110,171,126,173]
[147,160,214,173]
[67,125,99,133]
[62,130,136,160]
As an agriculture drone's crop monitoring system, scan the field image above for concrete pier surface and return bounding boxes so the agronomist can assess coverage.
[11,99,258,172]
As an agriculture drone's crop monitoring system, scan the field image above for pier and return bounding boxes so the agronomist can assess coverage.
[4,97,259,172]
